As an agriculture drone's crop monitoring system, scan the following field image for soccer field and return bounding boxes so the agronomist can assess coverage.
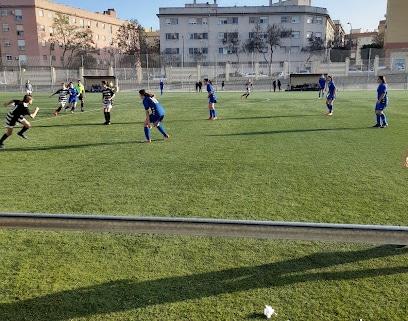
[0,90,407,320]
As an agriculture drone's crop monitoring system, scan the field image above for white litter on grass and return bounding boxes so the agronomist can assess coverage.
[264,305,277,318]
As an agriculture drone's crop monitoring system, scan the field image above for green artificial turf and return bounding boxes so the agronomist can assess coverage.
[0,90,407,320]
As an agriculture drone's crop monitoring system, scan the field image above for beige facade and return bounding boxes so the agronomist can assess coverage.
[158,0,336,71]
[0,0,126,67]
[384,0,408,49]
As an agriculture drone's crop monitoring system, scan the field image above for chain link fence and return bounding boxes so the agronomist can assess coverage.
[1,49,407,93]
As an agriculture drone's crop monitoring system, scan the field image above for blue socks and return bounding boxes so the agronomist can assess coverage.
[144,126,150,140]
[157,124,167,136]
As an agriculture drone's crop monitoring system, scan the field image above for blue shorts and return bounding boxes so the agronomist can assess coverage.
[149,114,164,125]
[69,98,78,103]
[327,94,336,101]
[209,95,217,104]
[375,103,387,111]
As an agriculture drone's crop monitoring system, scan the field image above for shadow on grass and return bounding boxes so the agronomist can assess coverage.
[208,126,369,137]
[1,140,138,152]
[1,245,406,320]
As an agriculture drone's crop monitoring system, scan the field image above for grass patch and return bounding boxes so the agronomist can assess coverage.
[0,90,407,320]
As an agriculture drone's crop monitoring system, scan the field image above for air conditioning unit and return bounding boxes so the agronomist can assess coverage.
[14,56,19,60]
[10,10,15,15]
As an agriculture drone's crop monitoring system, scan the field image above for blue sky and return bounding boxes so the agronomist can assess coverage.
[53,0,386,33]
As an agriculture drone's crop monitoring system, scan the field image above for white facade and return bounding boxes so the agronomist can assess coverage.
[158,0,335,70]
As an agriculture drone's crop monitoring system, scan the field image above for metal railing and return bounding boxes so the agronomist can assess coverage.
[1,213,407,245]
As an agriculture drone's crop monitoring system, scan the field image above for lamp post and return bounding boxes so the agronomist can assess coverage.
[347,22,354,62]
[181,35,184,92]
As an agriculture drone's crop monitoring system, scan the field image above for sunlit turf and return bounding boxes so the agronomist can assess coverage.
[0,90,407,320]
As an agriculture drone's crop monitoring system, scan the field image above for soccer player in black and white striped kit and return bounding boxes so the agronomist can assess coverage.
[101,80,115,125]
[50,82,69,116]
[0,95,39,149]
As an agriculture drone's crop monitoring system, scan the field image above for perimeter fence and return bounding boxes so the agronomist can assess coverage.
[1,48,407,93]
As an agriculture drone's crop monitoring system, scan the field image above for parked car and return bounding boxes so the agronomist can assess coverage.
[348,67,362,73]
[153,75,167,81]
[296,70,310,74]
[272,71,286,77]
[243,72,268,78]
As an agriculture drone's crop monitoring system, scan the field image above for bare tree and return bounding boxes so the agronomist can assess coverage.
[244,23,292,75]
[49,13,95,68]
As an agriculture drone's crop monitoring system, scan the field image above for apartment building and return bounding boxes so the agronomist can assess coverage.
[0,0,126,68]
[384,0,408,70]
[158,0,336,70]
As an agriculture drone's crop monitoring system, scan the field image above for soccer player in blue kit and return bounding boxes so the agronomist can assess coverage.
[204,78,217,120]
[372,75,388,128]
[318,74,326,99]
[325,75,336,115]
[139,89,169,143]
[67,82,79,113]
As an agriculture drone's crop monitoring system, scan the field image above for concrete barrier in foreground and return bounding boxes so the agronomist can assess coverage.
[0,213,407,245]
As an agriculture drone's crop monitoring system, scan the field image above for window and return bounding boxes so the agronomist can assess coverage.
[164,48,179,54]
[202,18,208,25]
[292,16,300,23]
[5,40,11,47]
[291,31,300,39]
[279,46,286,54]
[260,17,269,24]
[43,55,47,61]
[307,16,313,24]
[14,9,22,20]
[95,34,99,40]
[108,25,112,33]
[38,9,43,17]
[72,17,76,23]
[166,33,179,40]
[218,32,226,40]
[219,48,227,54]
[95,22,98,28]
[41,40,46,47]
[6,55,13,61]
[101,23,105,29]
[249,17,256,24]
[80,19,84,27]
[1,9,7,16]
[306,31,313,39]
[316,17,323,24]
[47,12,52,18]
[218,18,227,25]
[102,35,106,41]
[3,24,9,32]
[188,18,197,25]
[49,27,53,36]
[17,39,25,50]
[39,25,45,32]
[281,16,287,23]
[291,46,300,53]
[232,17,238,24]
[165,18,178,25]
[16,25,24,36]
[315,32,322,39]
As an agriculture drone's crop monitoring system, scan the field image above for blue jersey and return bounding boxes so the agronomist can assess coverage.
[327,81,336,99]
[318,77,326,89]
[142,96,165,117]
[377,83,388,105]
[206,83,217,103]
[68,87,79,102]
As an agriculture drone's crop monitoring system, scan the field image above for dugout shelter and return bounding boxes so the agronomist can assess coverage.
[83,75,117,92]
[289,73,326,91]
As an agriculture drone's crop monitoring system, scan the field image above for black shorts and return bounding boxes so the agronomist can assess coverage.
[78,94,84,101]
